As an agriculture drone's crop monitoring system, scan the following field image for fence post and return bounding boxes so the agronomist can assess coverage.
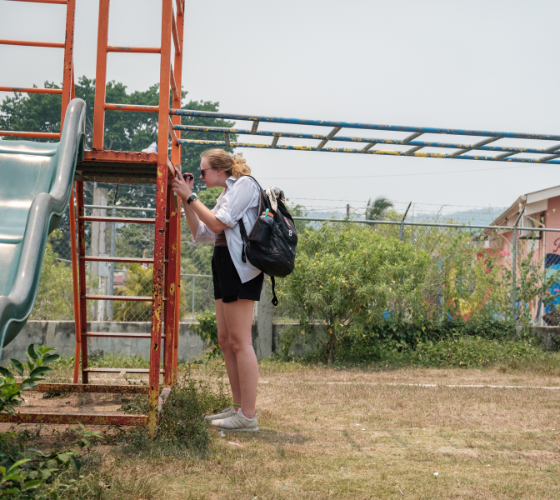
[400,202,412,241]
[107,205,116,320]
[192,276,196,319]
[512,208,525,322]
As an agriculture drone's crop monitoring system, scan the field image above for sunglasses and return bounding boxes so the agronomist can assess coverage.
[199,168,212,179]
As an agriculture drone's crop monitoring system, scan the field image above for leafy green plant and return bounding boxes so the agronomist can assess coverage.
[279,223,430,363]
[29,233,74,321]
[193,311,221,358]
[0,423,102,499]
[0,344,60,415]
[119,370,230,456]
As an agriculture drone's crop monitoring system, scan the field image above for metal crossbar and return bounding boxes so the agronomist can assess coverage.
[170,109,560,165]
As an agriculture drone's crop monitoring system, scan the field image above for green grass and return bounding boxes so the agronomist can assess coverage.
[382,337,560,374]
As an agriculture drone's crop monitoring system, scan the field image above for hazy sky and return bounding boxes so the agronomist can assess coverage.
[2,0,560,217]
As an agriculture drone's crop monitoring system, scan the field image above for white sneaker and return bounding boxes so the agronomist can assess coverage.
[204,406,237,422]
[210,409,259,432]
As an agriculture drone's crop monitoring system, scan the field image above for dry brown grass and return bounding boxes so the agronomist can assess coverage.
[4,362,560,499]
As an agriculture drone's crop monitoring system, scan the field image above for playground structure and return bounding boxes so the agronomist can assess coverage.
[1,0,560,436]
[0,0,185,435]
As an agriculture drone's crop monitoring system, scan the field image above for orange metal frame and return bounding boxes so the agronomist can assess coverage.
[0,0,185,435]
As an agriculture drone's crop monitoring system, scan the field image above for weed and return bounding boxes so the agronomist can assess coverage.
[117,369,230,457]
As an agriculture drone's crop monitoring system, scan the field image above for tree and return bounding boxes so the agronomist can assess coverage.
[29,230,74,321]
[278,223,431,363]
[366,196,394,221]
[0,77,236,259]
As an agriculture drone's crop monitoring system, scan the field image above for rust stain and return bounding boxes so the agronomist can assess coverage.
[0,413,147,426]
[20,383,148,394]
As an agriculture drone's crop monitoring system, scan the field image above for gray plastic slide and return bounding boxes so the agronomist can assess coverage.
[0,99,86,360]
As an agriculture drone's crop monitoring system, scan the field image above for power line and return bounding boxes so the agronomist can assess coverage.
[260,163,554,181]
[288,197,506,210]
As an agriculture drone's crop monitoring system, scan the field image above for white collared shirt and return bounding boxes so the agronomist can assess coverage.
[194,175,261,283]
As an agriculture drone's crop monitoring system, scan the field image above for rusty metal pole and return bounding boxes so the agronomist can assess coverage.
[92,0,110,150]
[163,185,174,386]
[148,0,173,435]
[166,0,185,384]
[76,182,89,383]
[512,208,525,323]
[69,185,82,384]
[60,0,76,125]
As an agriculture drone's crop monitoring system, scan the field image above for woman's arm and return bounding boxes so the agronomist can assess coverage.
[171,169,227,234]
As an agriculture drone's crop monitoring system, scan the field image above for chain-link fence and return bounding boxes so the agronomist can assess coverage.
[274,215,560,328]
[32,182,216,323]
[32,186,560,327]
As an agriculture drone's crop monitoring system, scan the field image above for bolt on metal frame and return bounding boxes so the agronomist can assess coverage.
[0,0,185,436]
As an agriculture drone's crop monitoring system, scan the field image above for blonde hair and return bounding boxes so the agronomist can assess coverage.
[200,149,251,178]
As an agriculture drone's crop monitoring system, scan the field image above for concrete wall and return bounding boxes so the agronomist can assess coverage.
[4,320,558,364]
[1,299,276,363]
[521,326,560,350]
[1,320,206,363]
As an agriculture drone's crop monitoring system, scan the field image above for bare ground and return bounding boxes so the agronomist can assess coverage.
[2,363,560,499]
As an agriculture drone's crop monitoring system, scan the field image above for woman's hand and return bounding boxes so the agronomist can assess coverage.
[171,167,194,200]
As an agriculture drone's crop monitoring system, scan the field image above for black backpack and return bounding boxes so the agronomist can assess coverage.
[238,176,298,306]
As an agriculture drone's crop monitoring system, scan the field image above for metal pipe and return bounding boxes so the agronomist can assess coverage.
[192,276,195,319]
[170,108,560,142]
[176,138,560,165]
[105,103,159,113]
[0,131,60,139]
[0,39,64,48]
[0,86,63,94]
[400,202,412,241]
[108,205,116,320]
[173,124,560,156]
[107,46,161,53]
[92,0,110,150]
[11,0,68,4]
[83,207,560,234]
[85,204,156,212]
[60,0,76,127]
[292,216,560,233]
[512,208,525,322]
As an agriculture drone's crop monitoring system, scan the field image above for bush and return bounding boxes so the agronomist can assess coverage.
[193,311,221,358]
[381,336,553,369]
[1,345,60,415]
[337,319,517,363]
[119,369,230,456]
[30,233,74,321]
[279,223,431,363]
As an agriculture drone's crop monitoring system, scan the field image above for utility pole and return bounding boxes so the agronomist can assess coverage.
[400,202,412,241]
[512,207,525,323]
[91,184,108,321]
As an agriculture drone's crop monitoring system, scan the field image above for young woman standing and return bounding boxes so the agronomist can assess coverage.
[172,149,263,432]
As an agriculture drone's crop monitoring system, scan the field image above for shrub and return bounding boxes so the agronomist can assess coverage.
[119,369,230,456]
[279,223,431,363]
[193,311,221,358]
[0,345,60,415]
[30,233,74,321]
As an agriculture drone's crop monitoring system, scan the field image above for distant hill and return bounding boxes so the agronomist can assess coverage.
[297,207,508,227]
[409,207,508,226]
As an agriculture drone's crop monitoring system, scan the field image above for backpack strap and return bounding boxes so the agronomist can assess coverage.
[238,218,248,263]
[270,276,279,306]
[236,175,262,264]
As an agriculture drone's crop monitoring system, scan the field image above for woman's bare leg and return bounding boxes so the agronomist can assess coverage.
[222,299,258,418]
[215,299,241,407]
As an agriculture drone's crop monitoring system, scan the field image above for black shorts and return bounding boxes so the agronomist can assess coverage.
[212,246,264,303]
